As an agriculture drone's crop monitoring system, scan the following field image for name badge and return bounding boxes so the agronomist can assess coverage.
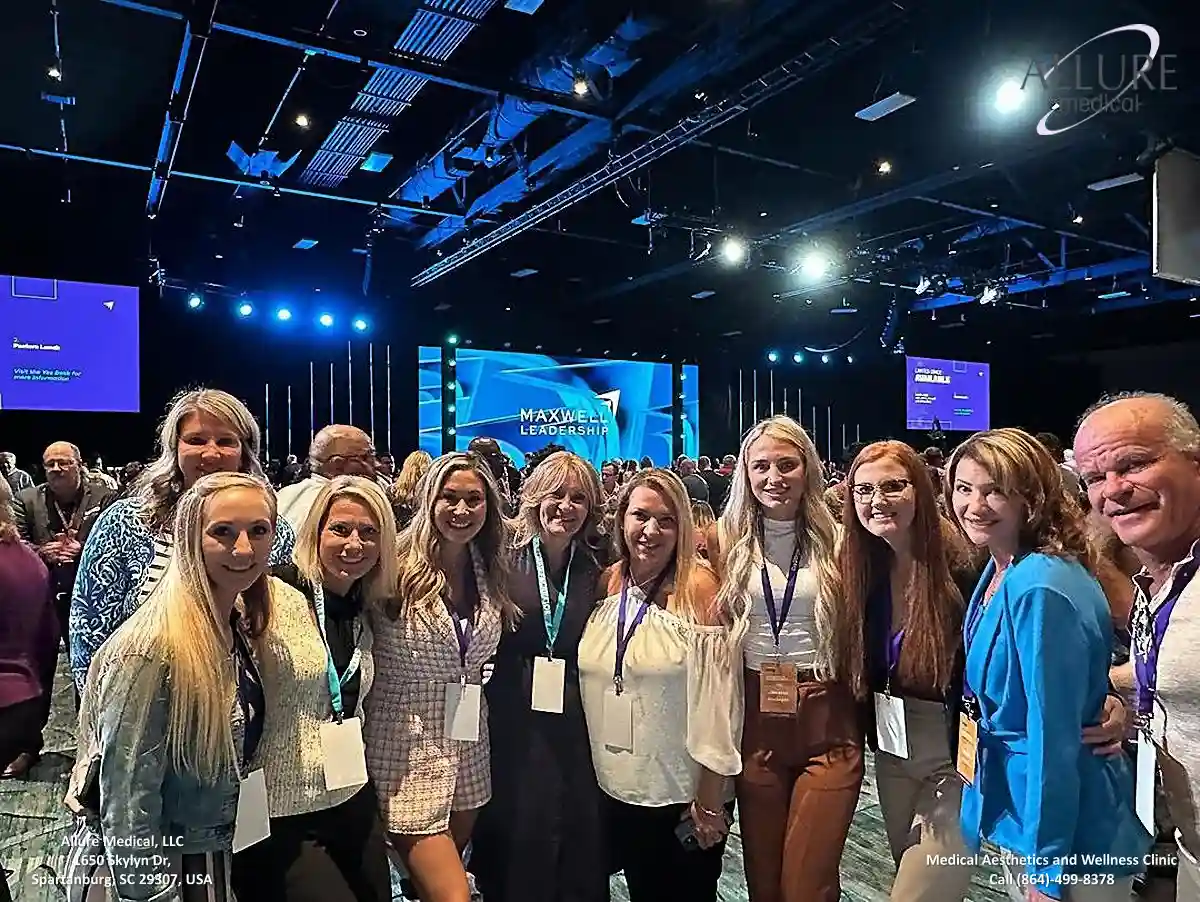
[319,716,369,792]
[873,692,909,759]
[602,687,634,751]
[1135,732,1157,835]
[955,712,978,785]
[759,661,797,715]
[232,769,271,853]
[444,682,482,742]
[531,657,566,714]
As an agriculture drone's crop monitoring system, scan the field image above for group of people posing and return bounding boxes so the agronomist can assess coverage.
[5,384,1197,902]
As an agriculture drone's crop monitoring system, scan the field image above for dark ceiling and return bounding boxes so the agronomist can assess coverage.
[2,0,1198,367]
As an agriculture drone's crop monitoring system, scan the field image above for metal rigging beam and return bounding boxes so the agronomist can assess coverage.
[409,0,911,287]
[98,0,609,122]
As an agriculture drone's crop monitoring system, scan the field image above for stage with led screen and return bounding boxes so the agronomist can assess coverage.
[1,274,140,413]
[444,348,686,468]
[418,345,445,456]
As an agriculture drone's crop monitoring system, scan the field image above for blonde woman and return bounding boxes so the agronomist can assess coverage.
[71,388,296,692]
[692,500,716,559]
[578,468,742,902]
[472,452,609,902]
[390,450,433,530]
[232,476,397,901]
[65,472,277,900]
[947,429,1149,901]
[710,415,858,902]
[365,452,515,902]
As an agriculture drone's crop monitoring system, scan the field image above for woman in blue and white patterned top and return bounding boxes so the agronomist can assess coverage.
[69,388,295,692]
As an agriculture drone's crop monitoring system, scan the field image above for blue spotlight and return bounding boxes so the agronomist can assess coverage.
[352,318,368,332]
[237,303,253,317]
[318,313,334,327]
[766,350,780,363]
[792,351,804,364]
[821,353,830,364]
[187,293,202,310]
[847,355,855,364]
[276,308,292,321]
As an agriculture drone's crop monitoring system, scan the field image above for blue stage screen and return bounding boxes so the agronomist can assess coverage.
[0,274,140,412]
[417,345,443,456]
[905,355,990,432]
[681,364,700,459]
[453,349,675,468]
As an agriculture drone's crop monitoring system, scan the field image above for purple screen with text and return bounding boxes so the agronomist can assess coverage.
[905,356,989,432]
[1,275,140,413]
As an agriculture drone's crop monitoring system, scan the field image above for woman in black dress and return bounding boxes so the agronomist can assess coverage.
[472,451,610,902]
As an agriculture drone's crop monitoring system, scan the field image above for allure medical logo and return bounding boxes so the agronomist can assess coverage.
[1021,24,1177,136]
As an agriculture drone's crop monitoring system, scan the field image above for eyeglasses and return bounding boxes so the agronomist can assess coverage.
[851,478,912,501]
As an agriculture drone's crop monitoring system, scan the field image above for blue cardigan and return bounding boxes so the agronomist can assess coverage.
[961,552,1149,898]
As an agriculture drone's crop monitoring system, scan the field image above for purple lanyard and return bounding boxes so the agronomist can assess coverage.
[1133,560,1199,717]
[447,603,473,671]
[886,630,905,685]
[614,573,664,695]
[761,550,801,646]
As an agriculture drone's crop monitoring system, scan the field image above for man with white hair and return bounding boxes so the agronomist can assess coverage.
[276,425,377,530]
[1075,392,1200,901]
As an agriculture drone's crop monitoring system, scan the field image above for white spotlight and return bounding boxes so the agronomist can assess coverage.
[877,160,892,175]
[801,250,829,280]
[994,79,1024,114]
[48,65,62,80]
[572,73,589,96]
[721,237,746,265]
[295,113,311,129]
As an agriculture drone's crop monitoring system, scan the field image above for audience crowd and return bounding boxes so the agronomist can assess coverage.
[1,386,1197,902]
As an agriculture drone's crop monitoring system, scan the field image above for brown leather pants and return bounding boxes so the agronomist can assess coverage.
[737,668,864,902]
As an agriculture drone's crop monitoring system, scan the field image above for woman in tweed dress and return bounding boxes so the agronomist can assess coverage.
[365,452,516,902]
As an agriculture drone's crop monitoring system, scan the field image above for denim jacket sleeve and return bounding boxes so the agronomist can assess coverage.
[96,653,184,902]
[1010,584,1089,898]
[70,499,139,693]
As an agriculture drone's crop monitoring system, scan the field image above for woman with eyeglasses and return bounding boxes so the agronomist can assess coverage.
[366,452,516,902]
[231,476,397,902]
[579,468,741,901]
[71,389,295,694]
[472,452,610,902]
[948,429,1148,901]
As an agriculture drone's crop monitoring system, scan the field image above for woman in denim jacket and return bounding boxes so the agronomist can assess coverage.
[66,472,278,901]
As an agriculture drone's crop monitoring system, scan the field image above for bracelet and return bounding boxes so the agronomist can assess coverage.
[694,801,724,820]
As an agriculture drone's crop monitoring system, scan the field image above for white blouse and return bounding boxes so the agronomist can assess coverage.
[578,584,743,807]
[743,517,819,671]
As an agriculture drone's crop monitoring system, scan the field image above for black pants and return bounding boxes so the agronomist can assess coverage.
[230,783,391,902]
[607,796,731,902]
[0,695,48,764]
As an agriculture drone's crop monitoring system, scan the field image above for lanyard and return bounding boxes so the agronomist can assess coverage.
[1133,559,1199,718]
[760,547,801,646]
[532,537,575,658]
[311,583,363,722]
[613,567,670,695]
[878,582,905,690]
[231,625,262,768]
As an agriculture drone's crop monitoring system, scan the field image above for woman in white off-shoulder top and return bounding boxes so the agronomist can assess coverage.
[578,468,743,902]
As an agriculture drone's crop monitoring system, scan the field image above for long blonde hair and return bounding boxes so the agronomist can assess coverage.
[716,416,841,676]
[509,451,605,558]
[394,452,515,621]
[82,472,275,783]
[393,450,433,505]
[136,388,265,533]
[611,468,716,622]
[293,476,399,610]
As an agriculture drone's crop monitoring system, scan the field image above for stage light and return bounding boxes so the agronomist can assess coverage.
[766,350,779,363]
[48,64,62,80]
[352,318,368,331]
[276,308,292,321]
[318,313,334,327]
[237,303,253,317]
[821,354,830,364]
[295,113,311,129]
[720,237,746,265]
[994,79,1024,114]
[847,355,855,364]
[446,333,459,345]
[447,427,457,436]
[800,250,829,280]
[792,351,804,364]
[572,73,589,96]
[447,404,456,413]
[1073,214,1084,225]
[187,294,202,310]
[877,160,892,175]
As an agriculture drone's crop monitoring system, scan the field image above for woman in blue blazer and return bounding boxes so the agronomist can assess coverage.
[945,428,1149,902]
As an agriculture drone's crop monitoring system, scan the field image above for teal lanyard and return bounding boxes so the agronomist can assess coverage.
[311,583,363,722]
[532,537,575,657]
